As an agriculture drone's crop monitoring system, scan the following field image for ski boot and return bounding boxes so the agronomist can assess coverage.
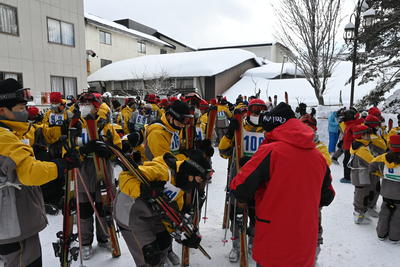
[366,207,379,218]
[389,239,400,244]
[45,203,59,215]
[167,249,180,265]
[98,240,111,251]
[340,178,351,184]
[229,247,239,263]
[353,212,371,224]
[82,245,93,260]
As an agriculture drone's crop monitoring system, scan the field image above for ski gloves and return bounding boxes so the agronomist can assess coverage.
[53,150,81,177]
[182,232,201,249]
[79,140,112,158]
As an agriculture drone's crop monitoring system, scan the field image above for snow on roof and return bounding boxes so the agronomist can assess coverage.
[87,49,260,82]
[85,13,172,48]
[243,61,304,79]
[224,61,398,106]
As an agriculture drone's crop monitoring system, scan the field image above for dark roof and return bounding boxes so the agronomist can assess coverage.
[114,19,157,35]
[153,32,195,51]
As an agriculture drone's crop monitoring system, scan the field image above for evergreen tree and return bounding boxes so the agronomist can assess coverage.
[355,0,400,110]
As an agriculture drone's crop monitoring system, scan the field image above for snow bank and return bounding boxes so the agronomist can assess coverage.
[224,61,387,107]
[88,49,259,82]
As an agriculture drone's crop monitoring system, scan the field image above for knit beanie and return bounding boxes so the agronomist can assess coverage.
[260,102,295,132]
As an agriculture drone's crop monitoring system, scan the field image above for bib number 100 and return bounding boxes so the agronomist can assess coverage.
[244,135,264,152]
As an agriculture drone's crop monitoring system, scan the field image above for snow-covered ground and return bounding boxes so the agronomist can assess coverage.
[2,152,399,267]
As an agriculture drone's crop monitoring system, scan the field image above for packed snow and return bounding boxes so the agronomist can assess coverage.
[2,148,399,267]
[87,49,260,82]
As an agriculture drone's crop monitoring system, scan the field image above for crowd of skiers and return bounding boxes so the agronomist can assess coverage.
[327,106,400,243]
[0,76,397,267]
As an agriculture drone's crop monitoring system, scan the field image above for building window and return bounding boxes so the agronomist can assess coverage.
[99,30,111,45]
[176,78,193,89]
[47,18,75,46]
[0,4,18,36]
[101,59,112,68]
[51,76,77,97]
[137,41,146,54]
[0,71,23,85]
[160,49,167,54]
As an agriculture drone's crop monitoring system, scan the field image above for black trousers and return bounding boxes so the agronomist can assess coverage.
[343,149,351,180]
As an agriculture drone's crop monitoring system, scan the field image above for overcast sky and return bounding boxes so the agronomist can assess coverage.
[84,0,357,48]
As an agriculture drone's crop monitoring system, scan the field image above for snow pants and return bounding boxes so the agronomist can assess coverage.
[343,150,351,180]
[118,199,170,267]
[377,199,400,241]
[77,158,113,246]
[368,175,381,209]
[353,186,370,213]
[79,192,108,246]
[0,234,42,267]
[328,132,339,153]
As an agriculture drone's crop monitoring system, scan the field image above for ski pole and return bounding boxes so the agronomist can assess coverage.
[75,169,108,235]
[202,183,209,223]
[74,168,86,267]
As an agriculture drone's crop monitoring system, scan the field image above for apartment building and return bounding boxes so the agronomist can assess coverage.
[0,0,86,104]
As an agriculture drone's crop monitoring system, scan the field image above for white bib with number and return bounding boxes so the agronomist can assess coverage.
[77,128,90,147]
[243,131,264,156]
[217,111,226,120]
[49,113,64,126]
[383,166,400,182]
[196,127,204,141]
[170,132,180,154]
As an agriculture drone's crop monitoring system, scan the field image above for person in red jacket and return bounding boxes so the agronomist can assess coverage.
[230,102,335,267]
[341,109,364,183]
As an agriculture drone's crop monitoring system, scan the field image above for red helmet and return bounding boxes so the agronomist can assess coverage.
[210,98,217,105]
[390,135,400,152]
[50,92,63,104]
[300,114,317,131]
[159,98,168,108]
[248,99,267,115]
[353,124,370,139]
[199,99,209,110]
[168,96,179,106]
[364,115,381,128]
[79,92,102,108]
[27,106,39,120]
[147,94,157,103]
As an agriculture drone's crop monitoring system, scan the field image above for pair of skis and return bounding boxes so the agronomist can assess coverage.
[268,92,289,106]
[233,111,249,267]
[106,144,212,261]
[85,116,121,258]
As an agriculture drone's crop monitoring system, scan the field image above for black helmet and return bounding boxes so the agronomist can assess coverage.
[343,109,357,122]
[167,100,193,124]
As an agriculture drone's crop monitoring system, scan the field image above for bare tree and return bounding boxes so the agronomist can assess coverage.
[274,0,344,105]
[144,69,177,96]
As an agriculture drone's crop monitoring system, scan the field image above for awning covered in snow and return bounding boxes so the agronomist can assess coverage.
[87,49,260,82]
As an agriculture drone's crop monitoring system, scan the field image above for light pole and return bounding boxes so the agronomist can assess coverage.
[343,0,376,107]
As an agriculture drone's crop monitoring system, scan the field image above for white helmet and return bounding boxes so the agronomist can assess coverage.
[102,92,112,98]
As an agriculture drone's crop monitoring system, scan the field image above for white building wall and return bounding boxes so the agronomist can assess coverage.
[86,22,172,75]
[0,0,86,103]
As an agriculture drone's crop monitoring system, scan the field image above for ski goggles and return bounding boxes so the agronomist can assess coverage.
[169,108,194,124]
[249,104,267,115]
[0,88,33,103]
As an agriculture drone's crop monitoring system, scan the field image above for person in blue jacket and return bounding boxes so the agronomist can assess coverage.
[328,111,340,154]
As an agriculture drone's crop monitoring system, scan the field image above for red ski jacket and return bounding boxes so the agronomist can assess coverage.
[343,118,364,150]
[230,118,335,267]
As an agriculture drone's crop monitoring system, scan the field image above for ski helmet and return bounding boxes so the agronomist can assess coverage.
[300,114,317,131]
[78,92,102,108]
[0,78,33,109]
[167,100,193,124]
[248,99,267,115]
[199,99,209,110]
